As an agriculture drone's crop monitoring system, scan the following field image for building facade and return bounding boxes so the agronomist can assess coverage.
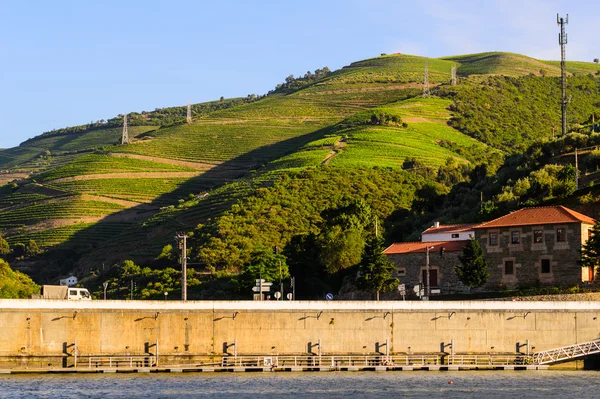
[474,206,596,289]
[385,206,596,294]
[384,241,469,295]
[421,223,475,242]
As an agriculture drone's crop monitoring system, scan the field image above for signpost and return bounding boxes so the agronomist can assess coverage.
[398,283,406,301]
[253,279,272,300]
[326,293,333,301]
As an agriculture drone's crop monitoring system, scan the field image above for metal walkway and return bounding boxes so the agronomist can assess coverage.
[532,338,600,365]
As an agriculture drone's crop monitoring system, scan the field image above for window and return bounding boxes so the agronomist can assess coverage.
[556,228,566,243]
[451,233,459,238]
[489,232,498,246]
[504,260,514,275]
[397,268,406,277]
[511,231,520,244]
[541,259,551,274]
[533,230,543,243]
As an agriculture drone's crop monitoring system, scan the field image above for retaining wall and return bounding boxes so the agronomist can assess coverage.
[1,300,599,369]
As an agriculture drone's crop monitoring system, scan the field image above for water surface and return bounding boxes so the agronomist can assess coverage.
[0,371,597,398]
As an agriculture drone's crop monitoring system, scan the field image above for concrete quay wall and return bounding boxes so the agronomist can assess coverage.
[1,300,599,369]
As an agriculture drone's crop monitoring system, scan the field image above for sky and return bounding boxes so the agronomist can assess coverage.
[0,0,598,148]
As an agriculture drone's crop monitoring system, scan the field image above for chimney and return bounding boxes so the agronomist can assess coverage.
[434,221,440,228]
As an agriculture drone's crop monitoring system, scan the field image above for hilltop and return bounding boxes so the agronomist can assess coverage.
[0,51,599,298]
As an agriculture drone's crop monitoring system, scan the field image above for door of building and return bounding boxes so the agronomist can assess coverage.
[422,269,438,288]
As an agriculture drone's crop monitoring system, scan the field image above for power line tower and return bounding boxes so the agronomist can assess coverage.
[186,101,192,124]
[558,13,569,136]
[423,62,430,97]
[451,65,457,86]
[121,113,129,145]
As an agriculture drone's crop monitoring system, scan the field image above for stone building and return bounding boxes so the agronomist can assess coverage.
[383,241,469,295]
[384,206,596,294]
[474,206,596,289]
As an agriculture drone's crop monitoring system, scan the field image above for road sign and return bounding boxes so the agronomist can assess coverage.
[274,291,281,299]
[252,286,271,292]
[256,280,273,286]
[326,293,333,300]
[413,284,420,294]
[398,284,406,294]
[287,293,293,300]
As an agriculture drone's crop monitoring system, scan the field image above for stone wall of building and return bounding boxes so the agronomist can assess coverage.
[387,250,467,295]
[475,222,588,289]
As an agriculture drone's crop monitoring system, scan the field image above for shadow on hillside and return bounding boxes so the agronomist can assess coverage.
[39,126,333,277]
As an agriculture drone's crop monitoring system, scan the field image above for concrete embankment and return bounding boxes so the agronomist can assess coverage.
[0,300,598,370]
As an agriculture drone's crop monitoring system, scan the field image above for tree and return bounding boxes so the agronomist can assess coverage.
[318,225,365,274]
[582,222,600,278]
[456,238,489,290]
[0,236,10,257]
[0,259,39,298]
[240,246,289,292]
[25,240,41,257]
[594,58,599,64]
[357,235,398,300]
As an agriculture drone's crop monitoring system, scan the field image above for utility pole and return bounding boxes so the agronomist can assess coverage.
[121,113,129,144]
[175,233,188,301]
[423,62,430,97]
[186,101,192,124]
[425,246,434,298]
[451,65,457,86]
[575,148,579,190]
[558,13,569,136]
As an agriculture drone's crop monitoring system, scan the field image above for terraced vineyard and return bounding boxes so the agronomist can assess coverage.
[0,197,125,229]
[0,51,598,279]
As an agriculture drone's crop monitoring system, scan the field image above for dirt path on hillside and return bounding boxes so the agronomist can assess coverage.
[321,138,347,165]
[46,171,204,184]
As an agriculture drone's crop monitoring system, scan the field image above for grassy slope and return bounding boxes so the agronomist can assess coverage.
[1,52,597,272]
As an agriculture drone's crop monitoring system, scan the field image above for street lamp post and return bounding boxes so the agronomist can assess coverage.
[425,246,434,298]
[103,282,108,300]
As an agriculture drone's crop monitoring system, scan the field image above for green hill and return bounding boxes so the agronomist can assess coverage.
[0,51,599,297]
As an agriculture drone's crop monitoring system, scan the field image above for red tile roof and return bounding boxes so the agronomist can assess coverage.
[422,223,476,235]
[474,206,596,229]
[383,240,468,255]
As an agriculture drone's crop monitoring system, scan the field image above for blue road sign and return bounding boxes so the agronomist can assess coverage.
[326,293,333,300]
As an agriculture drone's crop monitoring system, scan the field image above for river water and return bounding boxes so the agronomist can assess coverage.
[0,371,597,398]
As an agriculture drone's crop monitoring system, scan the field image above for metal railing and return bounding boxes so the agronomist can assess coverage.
[221,354,441,368]
[447,354,530,366]
[221,354,537,368]
[88,356,156,368]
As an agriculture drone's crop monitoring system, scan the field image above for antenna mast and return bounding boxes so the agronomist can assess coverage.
[121,113,129,145]
[558,13,569,136]
[423,62,430,97]
[186,101,192,124]
[451,65,457,86]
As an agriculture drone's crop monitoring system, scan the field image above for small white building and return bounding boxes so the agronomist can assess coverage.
[421,222,475,242]
[59,276,78,286]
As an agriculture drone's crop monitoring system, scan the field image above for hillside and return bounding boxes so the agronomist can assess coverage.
[0,51,599,298]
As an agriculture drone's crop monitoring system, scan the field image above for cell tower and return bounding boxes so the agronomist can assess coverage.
[451,65,457,86]
[423,62,430,97]
[558,13,569,136]
[186,101,192,124]
[121,113,129,145]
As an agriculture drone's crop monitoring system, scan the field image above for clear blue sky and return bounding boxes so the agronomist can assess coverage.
[0,0,598,148]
